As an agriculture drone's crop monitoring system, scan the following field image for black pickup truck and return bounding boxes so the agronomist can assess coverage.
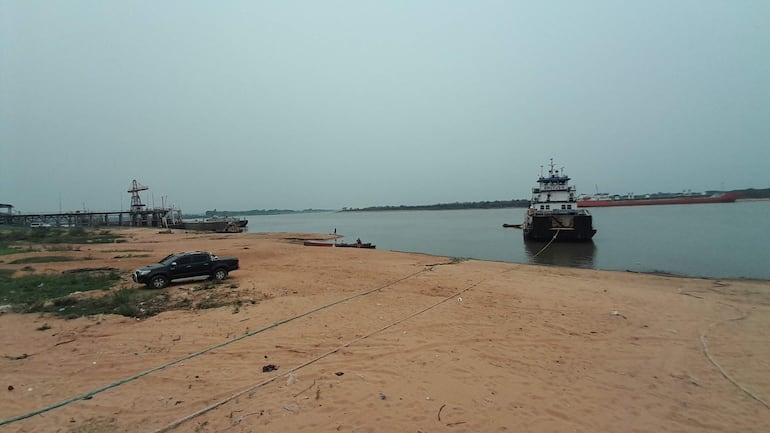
[132,251,239,289]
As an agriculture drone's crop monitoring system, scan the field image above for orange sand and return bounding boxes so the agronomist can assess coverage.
[1,228,769,432]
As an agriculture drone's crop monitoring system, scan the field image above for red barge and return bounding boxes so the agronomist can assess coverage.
[577,191,738,207]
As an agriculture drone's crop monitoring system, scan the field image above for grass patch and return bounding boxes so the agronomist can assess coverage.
[0,268,176,318]
[0,227,124,245]
[27,288,168,319]
[45,244,82,252]
[8,256,82,264]
[0,271,120,312]
[0,246,18,256]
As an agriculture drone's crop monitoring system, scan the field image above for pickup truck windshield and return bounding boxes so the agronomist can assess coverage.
[160,254,180,265]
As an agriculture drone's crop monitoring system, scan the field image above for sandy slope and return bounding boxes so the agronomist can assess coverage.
[1,228,769,432]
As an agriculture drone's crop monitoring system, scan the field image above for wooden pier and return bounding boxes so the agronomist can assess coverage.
[1,180,184,229]
[0,208,181,228]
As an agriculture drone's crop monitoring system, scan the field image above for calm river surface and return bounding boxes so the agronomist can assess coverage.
[244,201,770,279]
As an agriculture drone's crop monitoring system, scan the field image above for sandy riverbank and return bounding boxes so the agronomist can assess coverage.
[1,228,769,432]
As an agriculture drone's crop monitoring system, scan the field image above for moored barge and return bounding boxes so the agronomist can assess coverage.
[577,191,738,207]
[522,160,596,242]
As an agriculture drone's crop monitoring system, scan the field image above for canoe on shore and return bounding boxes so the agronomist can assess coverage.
[303,241,334,247]
[336,242,376,249]
[303,241,376,249]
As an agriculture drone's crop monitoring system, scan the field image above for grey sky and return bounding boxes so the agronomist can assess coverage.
[2,1,769,213]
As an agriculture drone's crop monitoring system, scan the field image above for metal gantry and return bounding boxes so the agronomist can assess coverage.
[0,180,182,228]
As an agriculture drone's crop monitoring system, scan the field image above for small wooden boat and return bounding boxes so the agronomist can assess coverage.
[303,240,376,249]
[335,242,376,249]
[303,241,334,247]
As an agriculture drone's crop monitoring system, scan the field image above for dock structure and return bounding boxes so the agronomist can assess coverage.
[0,208,181,228]
[0,180,182,228]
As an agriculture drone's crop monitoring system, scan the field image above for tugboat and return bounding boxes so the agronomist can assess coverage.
[522,159,596,242]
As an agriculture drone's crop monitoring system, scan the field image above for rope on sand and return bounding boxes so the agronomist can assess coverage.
[0,267,439,427]
[152,278,485,432]
[699,303,769,410]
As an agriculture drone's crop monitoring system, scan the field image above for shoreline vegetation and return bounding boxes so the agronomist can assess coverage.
[0,228,243,319]
[197,187,770,216]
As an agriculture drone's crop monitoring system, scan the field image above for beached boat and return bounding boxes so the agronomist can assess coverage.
[577,191,738,207]
[522,160,596,242]
[336,242,376,249]
[173,217,247,233]
[303,241,334,247]
[303,240,376,249]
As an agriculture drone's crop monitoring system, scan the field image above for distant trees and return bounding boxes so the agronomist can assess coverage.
[199,209,331,217]
[732,188,770,199]
[342,199,530,212]
[191,187,769,217]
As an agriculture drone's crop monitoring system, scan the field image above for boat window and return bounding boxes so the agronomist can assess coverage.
[567,205,572,209]
[545,205,550,210]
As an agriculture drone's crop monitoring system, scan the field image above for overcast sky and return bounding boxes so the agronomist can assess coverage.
[2,1,769,213]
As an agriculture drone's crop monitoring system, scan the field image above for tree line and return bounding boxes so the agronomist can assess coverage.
[342,199,530,212]
[191,187,769,216]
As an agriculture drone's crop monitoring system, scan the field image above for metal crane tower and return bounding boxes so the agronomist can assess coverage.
[128,180,149,211]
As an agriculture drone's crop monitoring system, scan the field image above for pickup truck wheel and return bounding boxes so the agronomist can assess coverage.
[212,268,228,281]
[149,275,169,289]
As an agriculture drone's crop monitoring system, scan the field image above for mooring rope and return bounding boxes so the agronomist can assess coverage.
[0,267,437,427]
[152,278,485,432]
[699,302,769,409]
[532,228,560,257]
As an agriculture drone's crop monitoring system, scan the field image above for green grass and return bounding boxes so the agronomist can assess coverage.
[0,269,178,318]
[0,271,120,312]
[45,244,82,252]
[8,256,82,264]
[27,288,168,319]
[0,247,17,256]
[0,227,125,244]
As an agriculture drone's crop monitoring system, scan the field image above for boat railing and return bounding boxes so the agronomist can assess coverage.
[533,209,591,216]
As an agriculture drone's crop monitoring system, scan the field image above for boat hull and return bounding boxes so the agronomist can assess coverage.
[175,220,243,232]
[303,241,376,249]
[336,242,376,249]
[303,241,334,247]
[523,213,596,242]
[578,192,738,207]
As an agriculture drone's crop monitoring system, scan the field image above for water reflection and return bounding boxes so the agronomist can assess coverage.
[524,241,597,269]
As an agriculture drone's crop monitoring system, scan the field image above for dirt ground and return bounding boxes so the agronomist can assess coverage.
[1,227,769,433]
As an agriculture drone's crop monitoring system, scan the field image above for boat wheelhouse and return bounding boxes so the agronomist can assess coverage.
[522,159,596,242]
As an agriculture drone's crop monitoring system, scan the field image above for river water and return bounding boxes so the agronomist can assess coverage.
[244,201,770,279]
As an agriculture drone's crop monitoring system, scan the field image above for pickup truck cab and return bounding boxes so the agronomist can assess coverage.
[132,251,239,289]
